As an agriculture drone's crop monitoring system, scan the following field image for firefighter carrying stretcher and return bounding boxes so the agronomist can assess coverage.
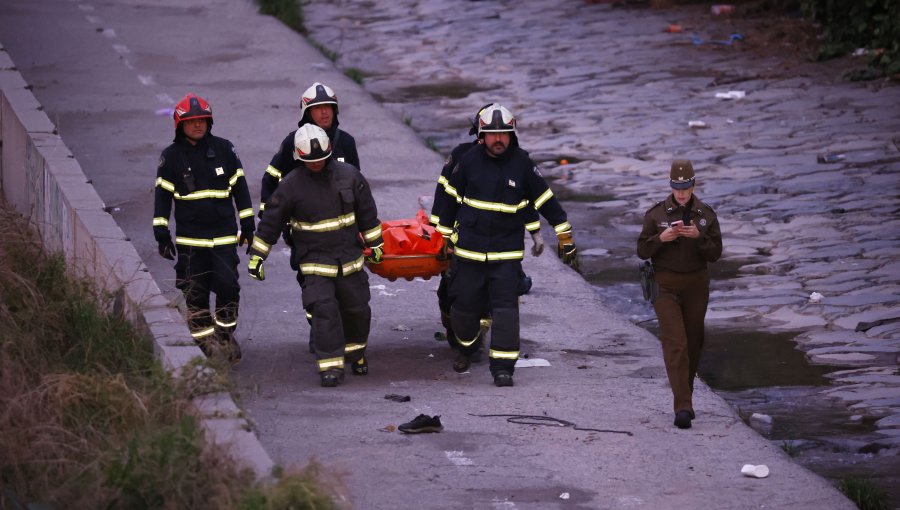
[247,124,384,387]
[436,104,579,387]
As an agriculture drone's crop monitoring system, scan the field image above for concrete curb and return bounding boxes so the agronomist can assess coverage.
[0,44,275,480]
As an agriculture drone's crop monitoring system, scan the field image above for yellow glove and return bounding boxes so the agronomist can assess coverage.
[248,255,266,281]
[556,230,579,271]
[365,245,384,264]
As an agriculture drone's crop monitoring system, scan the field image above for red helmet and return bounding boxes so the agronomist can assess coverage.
[173,93,213,129]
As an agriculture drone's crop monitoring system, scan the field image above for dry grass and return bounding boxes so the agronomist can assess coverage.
[0,201,340,510]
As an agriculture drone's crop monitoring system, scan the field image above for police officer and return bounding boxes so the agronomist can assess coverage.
[436,104,578,386]
[637,160,722,429]
[247,124,383,388]
[430,103,544,373]
[259,82,361,215]
[153,93,255,364]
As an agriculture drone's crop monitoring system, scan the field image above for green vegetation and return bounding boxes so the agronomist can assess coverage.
[256,0,305,34]
[0,203,338,509]
[837,477,890,510]
[779,440,799,457]
[310,37,340,62]
[344,67,365,85]
[801,0,900,77]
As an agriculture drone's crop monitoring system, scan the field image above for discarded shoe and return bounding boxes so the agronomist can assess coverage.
[320,368,344,388]
[351,357,368,375]
[398,414,443,434]
[493,371,514,387]
[674,410,693,429]
[453,352,471,373]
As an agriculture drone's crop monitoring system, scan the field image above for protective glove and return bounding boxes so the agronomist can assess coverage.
[238,218,255,253]
[530,230,544,257]
[556,230,579,271]
[248,255,266,281]
[365,245,384,264]
[154,228,176,260]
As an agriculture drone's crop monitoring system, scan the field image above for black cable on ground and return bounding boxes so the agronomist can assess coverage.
[469,413,633,436]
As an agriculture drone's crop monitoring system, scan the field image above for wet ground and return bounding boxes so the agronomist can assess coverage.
[301,0,900,503]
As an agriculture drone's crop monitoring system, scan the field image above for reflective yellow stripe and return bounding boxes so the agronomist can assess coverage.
[290,212,356,233]
[156,177,175,192]
[456,332,481,347]
[265,165,282,180]
[344,343,366,353]
[462,196,529,214]
[153,217,169,227]
[299,256,365,277]
[318,357,344,371]
[191,326,216,339]
[251,237,271,255]
[554,223,573,234]
[534,189,554,209]
[454,247,524,262]
[174,189,231,200]
[443,183,460,200]
[429,214,440,225]
[525,221,540,232]
[259,202,266,211]
[437,175,449,188]
[228,168,245,186]
[305,311,313,320]
[436,224,453,235]
[479,318,493,329]
[362,225,382,242]
[215,317,237,328]
[238,208,254,219]
[489,349,519,360]
[175,235,238,247]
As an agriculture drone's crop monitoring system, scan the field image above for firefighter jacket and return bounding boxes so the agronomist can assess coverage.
[436,145,570,263]
[260,123,360,214]
[430,141,540,234]
[153,134,254,247]
[637,194,722,273]
[250,159,382,277]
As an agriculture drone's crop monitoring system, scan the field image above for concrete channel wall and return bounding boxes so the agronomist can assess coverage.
[0,45,274,479]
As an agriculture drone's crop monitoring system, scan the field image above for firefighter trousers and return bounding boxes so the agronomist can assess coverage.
[174,245,241,345]
[449,259,520,376]
[652,269,710,414]
[300,271,371,372]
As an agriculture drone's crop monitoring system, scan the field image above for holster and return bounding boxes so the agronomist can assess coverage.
[639,260,659,303]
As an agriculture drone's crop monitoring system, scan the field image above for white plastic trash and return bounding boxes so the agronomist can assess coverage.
[715,90,746,99]
[741,464,770,478]
[809,292,824,304]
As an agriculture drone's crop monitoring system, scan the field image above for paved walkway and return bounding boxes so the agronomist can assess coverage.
[0,0,859,508]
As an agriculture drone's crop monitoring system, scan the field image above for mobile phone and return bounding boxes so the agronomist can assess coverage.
[670,220,684,228]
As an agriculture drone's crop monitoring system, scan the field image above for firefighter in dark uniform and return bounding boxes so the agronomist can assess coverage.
[637,160,722,429]
[436,105,578,386]
[247,124,383,388]
[259,81,361,215]
[430,103,544,373]
[153,93,255,364]
[259,82,362,349]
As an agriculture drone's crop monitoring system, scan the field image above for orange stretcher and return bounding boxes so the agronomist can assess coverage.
[365,209,449,281]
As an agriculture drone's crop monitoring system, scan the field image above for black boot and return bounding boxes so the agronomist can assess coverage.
[320,368,345,387]
[453,352,472,373]
[493,371,514,387]
[351,357,368,375]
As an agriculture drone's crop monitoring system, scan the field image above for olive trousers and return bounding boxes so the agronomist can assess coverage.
[652,269,710,414]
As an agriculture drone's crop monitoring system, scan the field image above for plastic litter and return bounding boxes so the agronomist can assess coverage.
[515,358,551,368]
[715,90,745,99]
[560,492,571,500]
[741,464,770,478]
[688,120,709,129]
[808,292,824,304]
[392,324,411,331]
[665,24,683,33]
[817,153,845,164]
[711,4,735,15]
[690,33,743,45]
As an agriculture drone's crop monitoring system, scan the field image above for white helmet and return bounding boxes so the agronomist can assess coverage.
[477,104,517,137]
[300,82,338,120]
[293,124,332,162]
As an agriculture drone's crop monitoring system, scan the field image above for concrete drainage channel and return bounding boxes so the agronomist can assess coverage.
[0,48,275,480]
